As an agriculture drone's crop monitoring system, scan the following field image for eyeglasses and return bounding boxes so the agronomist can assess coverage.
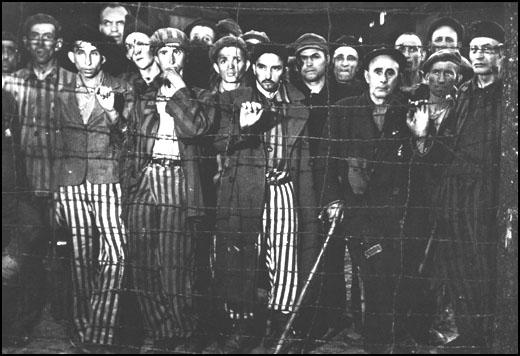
[27,33,56,44]
[396,45,420,54]
[469,45,500,54]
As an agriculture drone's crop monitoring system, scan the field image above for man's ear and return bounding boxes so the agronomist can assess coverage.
[22,36,28,49]
[101,55,106,66]
[364,69,369,84]
[252,64,257,76]
[67,51,75,64]
[212,62,220,75]
[245,60,251,72]
[424,72,431,82]
[54,38,63,52]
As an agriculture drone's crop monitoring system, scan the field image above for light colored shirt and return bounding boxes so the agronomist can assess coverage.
[153,100,180,159]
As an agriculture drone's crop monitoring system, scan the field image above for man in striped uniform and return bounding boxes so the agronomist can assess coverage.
[121,27,215,352]
[2,13,75,248]
[54,25,128,347]
[212,42,312,352]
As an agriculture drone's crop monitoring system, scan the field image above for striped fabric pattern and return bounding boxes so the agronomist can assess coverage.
[260,170,299,313]
[3,66,75,194]
[125,163,195,339]
[58,181,126,345]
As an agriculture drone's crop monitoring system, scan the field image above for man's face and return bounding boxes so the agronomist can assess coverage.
[125,32,153,70]
[68,41,104,79]
[25,23,59,65]
[426,61,459,98]
[253,52,284,92]
[156,43,185,73]
[333,46,359,83]
[298,48,328,83]
[213,46,249,84]
[189,25,215,46]
[99,6,127,45]
[364,55,400,101]
[469,37,501,76]
[431,25,458,52]
[2,40,19,73]
[395,34,424,72]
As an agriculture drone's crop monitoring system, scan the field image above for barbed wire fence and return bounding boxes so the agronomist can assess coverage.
[2,1,517,354]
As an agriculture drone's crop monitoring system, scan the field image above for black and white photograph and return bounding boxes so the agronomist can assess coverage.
[2,2,517,354]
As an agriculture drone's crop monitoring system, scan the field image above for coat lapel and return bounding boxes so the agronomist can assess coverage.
[284,83,309,154]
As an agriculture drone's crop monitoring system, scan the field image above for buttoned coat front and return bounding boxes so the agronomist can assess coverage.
[212,83,324,312]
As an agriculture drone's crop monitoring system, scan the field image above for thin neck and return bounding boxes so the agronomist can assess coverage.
[139,61,161,83]
[304,76,325,93]
[220,80,240,93]
[476,73,497,88]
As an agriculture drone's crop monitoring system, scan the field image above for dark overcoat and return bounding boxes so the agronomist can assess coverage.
[212,82,324,312]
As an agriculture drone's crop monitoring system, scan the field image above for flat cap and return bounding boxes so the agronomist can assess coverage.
[150,28,187,53]
[468,21,505,43]
[241,30,270,44]
[427,17,465,43]
[209,35,248,63]
[363,47,407,71]
[333,35,362,58]
[422,48,462,73]
[293,33,328,55]
[251,42,288,64]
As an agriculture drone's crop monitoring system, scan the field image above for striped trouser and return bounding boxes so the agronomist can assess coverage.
[259,170,299,313]
[58,181,126,345]
[125,164,195,340]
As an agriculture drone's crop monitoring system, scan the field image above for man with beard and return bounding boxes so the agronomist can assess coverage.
[121,27,215,352]
[183,18,217,90]
[394,32,426,93]
[330,35,365,102]
[211,43,314,353]
[53,24,128,349]
[408,21,505,353]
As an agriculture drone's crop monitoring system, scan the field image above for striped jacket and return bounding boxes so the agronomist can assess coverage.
[2,64,75,194]
[121,74,216,217]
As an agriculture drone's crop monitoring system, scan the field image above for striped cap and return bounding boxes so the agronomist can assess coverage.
[150,28,187,51]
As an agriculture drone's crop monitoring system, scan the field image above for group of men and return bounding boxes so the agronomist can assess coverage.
[2,3,506,354]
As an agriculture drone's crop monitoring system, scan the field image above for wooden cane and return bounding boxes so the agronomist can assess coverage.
[274,219,338,354]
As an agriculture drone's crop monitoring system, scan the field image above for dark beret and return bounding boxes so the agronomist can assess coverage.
[468,21,505,43]
[363,47,407,71]
[123,14,153,43]
[427,17,464,44]
[251,42,288,64]
[184,18,217,38]
[332,35,363,59]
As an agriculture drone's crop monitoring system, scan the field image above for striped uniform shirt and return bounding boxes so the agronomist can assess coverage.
[3,64,75,194]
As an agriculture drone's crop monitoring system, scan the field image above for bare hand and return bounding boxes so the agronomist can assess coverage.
[160,68,186,98]
[2,255,19,281]
[240,101,263,128]
[95,85,115,112]
[407,101,429,138]
[347,157,369,195]
[319,200,345,223]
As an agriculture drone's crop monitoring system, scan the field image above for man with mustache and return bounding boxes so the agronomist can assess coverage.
[318,47,434,352]
[330,35,365,102]
[394,32,426,93]
[210,42,314,353]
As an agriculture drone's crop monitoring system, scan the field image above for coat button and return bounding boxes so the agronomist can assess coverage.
[266,146,273,152]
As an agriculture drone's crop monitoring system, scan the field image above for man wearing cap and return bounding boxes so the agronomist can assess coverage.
[408,21,506,352]
[394,32,426,93]
[427,17,474,84]
[183,18,216,90]
[121,27,215,351]
[211,42,313,352]
[53,24,129,347]
[215,18,243,40]
[330,35,365,102]
[319,47,433,352]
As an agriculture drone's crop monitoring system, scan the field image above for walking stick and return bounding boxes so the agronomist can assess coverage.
[274,218,338,354]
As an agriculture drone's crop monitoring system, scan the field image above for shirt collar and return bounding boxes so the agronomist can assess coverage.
[25,62,59,81]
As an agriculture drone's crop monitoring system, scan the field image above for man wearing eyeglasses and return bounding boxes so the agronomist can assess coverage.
[394,32,426,93]
[407,21,505,353]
